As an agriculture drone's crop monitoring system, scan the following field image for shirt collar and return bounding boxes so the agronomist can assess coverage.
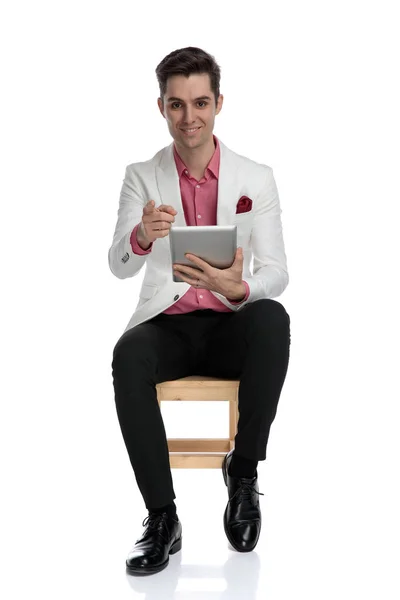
[173,134,220,180]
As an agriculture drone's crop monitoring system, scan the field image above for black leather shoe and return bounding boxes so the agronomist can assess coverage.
[126,512,182,576]
[222,449,264,552]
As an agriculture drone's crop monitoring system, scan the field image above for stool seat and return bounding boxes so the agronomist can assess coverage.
[156,375,240,468]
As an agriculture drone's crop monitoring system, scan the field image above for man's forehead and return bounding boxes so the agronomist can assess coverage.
[166,74,210,92]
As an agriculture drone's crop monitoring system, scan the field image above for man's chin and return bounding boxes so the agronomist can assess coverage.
[178,130,210,144]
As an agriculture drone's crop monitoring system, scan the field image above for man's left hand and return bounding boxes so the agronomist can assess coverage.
[173,247,245,299]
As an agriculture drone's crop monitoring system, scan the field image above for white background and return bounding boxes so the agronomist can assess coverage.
[1,0,399,598]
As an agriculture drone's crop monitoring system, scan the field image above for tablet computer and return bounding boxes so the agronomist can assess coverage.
[169,225,237,283]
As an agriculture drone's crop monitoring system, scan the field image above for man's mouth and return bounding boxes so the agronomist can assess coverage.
[181,127,201,135]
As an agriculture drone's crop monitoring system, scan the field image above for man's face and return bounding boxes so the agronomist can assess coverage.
[157,73,223,149]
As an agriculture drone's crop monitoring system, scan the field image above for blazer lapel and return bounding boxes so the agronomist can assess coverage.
[155,139,240,228]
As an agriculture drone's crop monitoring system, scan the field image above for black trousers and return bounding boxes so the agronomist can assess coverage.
[111,298,291,510]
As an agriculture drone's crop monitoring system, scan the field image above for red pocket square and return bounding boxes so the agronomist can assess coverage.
[236,196,253,214]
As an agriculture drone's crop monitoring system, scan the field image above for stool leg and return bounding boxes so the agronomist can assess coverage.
[229,392,239,451]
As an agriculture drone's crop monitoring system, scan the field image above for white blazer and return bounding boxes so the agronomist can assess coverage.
[108,138,289,334]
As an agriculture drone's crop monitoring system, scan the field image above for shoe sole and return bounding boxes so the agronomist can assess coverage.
[222,453,260,552]
[125,536,182,576]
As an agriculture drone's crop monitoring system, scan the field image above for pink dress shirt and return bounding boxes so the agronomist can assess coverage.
[129,134,250,314]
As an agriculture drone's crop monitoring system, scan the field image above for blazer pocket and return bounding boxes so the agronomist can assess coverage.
[233,214,253,248]
[139,284,158,300]
[233,211,253,233]
[233,210,253,223]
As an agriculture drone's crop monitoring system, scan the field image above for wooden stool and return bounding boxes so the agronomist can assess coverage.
[156,375,240,468]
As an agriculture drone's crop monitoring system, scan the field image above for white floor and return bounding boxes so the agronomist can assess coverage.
[4,427,398,600]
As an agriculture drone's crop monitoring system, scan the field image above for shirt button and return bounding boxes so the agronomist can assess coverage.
[197,214,202,219]
[199,295,203,299]
[196,184,200,189]
[185,170,188,174]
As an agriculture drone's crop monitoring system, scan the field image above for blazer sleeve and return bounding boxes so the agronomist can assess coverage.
[249,165,289,297]
[108,165,151,279]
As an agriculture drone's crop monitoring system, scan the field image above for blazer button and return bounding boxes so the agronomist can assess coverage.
[174,294,179,301]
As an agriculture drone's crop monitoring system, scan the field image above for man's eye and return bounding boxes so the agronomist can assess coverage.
[171,102,207,109]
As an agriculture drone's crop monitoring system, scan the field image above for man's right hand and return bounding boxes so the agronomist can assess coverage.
[138,200,177,247]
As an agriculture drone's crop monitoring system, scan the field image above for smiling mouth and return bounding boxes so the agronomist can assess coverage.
[181,127,201,134]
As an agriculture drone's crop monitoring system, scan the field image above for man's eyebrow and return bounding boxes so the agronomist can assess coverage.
[166,96,212,103]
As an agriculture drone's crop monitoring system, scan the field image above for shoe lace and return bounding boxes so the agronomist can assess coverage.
[230,480,265,503]
[141,513,171,544]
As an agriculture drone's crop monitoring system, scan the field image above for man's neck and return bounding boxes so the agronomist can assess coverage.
[174,135,216,179]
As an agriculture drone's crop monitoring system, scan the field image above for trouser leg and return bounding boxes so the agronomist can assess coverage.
[199,299,291,461]
[111,311,217,510]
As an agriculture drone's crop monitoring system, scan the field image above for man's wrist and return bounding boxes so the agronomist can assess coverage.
[137,223,152,250]
[226,282,247,302]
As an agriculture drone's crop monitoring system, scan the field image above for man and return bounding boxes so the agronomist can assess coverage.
[109,46,291,576]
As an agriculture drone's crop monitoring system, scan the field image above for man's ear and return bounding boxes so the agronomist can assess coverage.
[215,94,224,115]
[157,98,165,118]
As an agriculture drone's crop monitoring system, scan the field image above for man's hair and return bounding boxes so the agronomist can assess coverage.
[155,46,221,107]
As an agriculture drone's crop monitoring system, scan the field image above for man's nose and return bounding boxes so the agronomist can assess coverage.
[183,106,196,123]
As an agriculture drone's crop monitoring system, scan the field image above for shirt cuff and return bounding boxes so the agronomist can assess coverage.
[130,223,153,254]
